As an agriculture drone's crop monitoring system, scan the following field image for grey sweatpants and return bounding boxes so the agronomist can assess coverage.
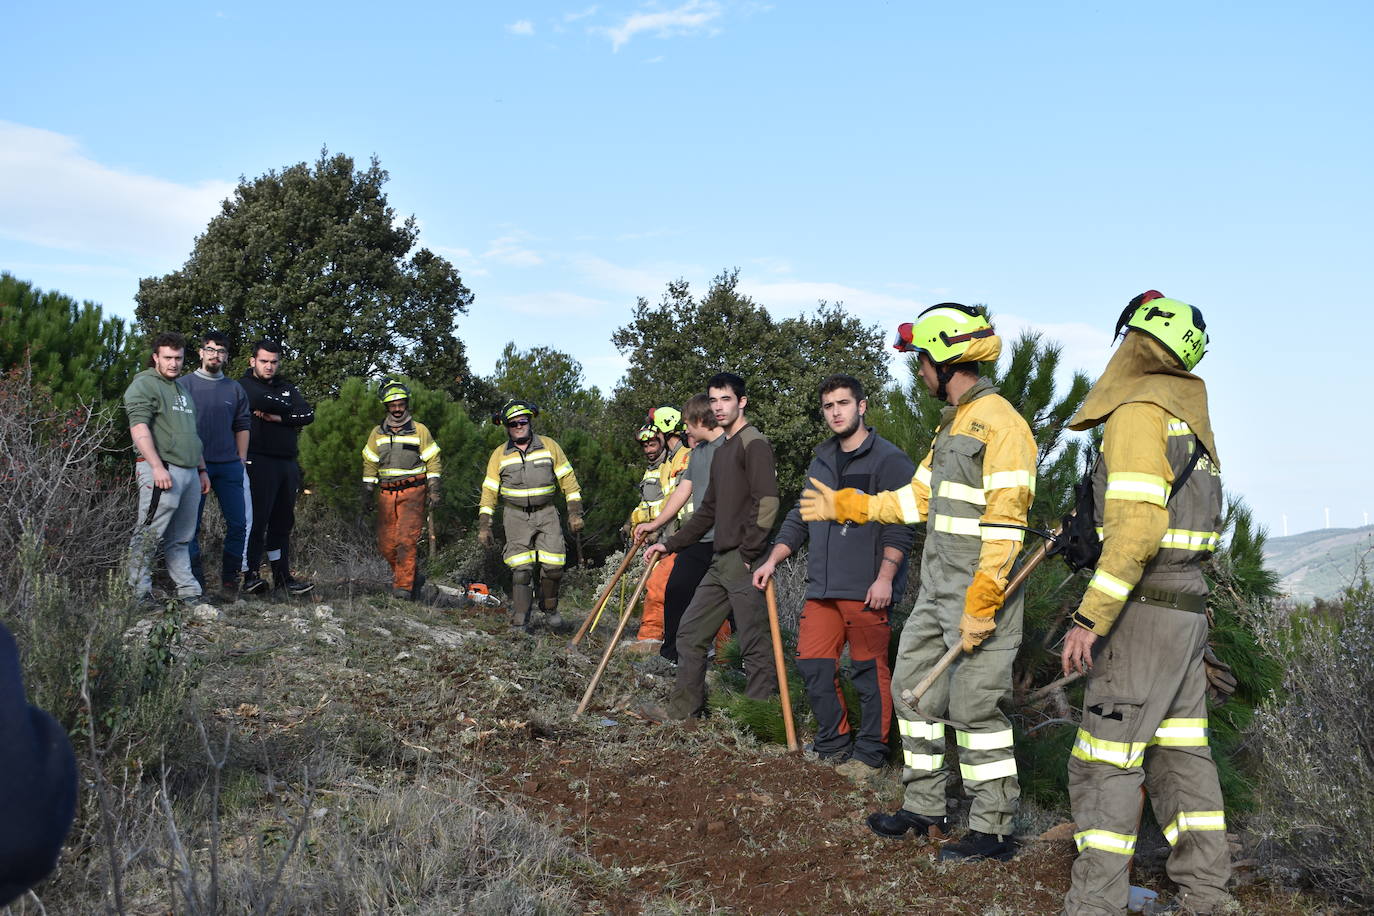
[128,463,203,599]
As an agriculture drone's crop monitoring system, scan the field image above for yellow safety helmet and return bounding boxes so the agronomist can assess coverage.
[892,303,1001,364]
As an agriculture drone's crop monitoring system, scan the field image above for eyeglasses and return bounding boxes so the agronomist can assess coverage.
[201,346,228,356]
[506,418,530,428]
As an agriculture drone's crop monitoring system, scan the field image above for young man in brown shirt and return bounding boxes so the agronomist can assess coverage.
[642,372,780,720]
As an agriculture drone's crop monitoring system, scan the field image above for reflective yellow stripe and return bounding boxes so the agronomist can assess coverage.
[898,718,945,741]
[1159,529,1220,551]
[932,513,981,537]
[387,435,421,445]
[426,472,440,479]
[959,757,1017,782]
[362,446,380,462]
[1105,472,1169,507]
[501,485,556,498]
[482,477,500,492]
[981,523,1024,543]
[554,462,573,479]
[501,450,552,467]
[566,491,582,502]
[1167,418,1192,436]
[1151,718,1209,747]
[379,468,424,478]
[1075,829,1137,855]
[505,550,538,567]
[1089,569,1132,600]
[956,728,1014,750]
[984,469,1035,494]
[915,464,932,487]
[938,480,986,505]
[539,551,566,567]
[361,475,378,484]
[902,751,944,771]
[1071,728,1148,769]
[479,505,494,516]
[897,486,922,523]
[1162,811,1225,845]
[419,443,440,461]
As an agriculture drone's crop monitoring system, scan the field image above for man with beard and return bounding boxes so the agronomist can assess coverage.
[181,331,252,595]
[239,339,315,595]
[640,373,780,720]
[752,374,915,778]
[478,399,583,631]
[361,379,442,599]
[624,421,670,648]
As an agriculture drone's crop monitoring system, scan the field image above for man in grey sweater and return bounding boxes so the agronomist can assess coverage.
[753,374,915,776]
[124,332,210,603]
[181,331,252,594]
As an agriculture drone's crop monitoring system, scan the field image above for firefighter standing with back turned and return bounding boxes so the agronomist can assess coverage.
[360,380,441,600]
[478,400,583,631]
[1059,293,1232,916]
[801,305,1037,862]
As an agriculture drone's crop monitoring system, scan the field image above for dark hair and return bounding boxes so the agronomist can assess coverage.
[818,373,865,404]
[706,372,745,400]
[251,339,282,358]
[150,331,186,354]
[202,330,231,353]
[683,393,717,429]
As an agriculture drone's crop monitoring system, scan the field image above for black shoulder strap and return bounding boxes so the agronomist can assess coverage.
[1168,442,1206,504]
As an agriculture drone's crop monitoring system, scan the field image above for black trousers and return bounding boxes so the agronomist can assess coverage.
[661,540,715,662]
[245,454,300,574]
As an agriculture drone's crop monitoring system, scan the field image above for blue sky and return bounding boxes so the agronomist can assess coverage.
[3,1,1372,538]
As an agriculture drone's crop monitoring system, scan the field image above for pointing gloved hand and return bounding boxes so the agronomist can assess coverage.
[1202,644,1237,705]
[960,571,1006,653]
[477,515,494,548]
[799,477,870,525]
[427,479,442,509]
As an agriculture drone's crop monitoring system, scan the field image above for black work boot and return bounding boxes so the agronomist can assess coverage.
[868,809,948,839]
[410,571,426,601]
[938,830,1015,862]
[509,582,533,631]
[271,559,314,595]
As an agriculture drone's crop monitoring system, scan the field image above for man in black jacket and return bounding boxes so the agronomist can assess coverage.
[753,374,915,776]
[239,340,315,594]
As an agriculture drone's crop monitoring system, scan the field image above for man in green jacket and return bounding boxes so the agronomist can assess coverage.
[124,332,210,603]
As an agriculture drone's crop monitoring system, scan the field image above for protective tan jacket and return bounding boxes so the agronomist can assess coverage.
[1073,403,1222,635]
[479,434,581,516]
[866,379,1037,593]
[361,419,440,484]
[630,454,667,526]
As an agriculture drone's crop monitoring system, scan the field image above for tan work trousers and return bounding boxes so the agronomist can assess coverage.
[1063,601,1230,916]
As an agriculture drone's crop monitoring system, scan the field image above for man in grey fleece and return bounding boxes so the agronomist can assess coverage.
[124,332,210,602]
[181,331,252,594]
[753,374,915,776]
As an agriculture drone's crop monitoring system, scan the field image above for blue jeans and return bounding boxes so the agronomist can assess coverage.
[189,460,252,587]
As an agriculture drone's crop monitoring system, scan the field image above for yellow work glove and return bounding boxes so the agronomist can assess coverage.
[960,571,1006,653]
[799,477,870,525]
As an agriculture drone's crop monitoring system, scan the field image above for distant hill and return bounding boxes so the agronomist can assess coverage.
[1263,525,1374,602]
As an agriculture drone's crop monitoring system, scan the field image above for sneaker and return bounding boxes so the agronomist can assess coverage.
[938,830,1015,862]
[835,757,883,782]
[867,809,948,839]
[280,576,314,595]
[242,574,269,595]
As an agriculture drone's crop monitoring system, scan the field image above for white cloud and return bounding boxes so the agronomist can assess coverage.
[598,0,722,52]
[507,19,535,35]
[0,121,233,261]
[564,5,599,21]
[482,234,543,267]
[496,290,611,317]
[569,253,693,295]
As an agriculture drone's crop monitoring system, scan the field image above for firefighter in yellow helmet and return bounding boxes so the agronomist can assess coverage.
[1060,293,1231,916]
[360,379,441,599]
[478,399,583,631]
[801,304,1036,862]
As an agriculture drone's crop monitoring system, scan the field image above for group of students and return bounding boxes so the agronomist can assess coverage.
[583,296,1232,916]
[125,331,315,606]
